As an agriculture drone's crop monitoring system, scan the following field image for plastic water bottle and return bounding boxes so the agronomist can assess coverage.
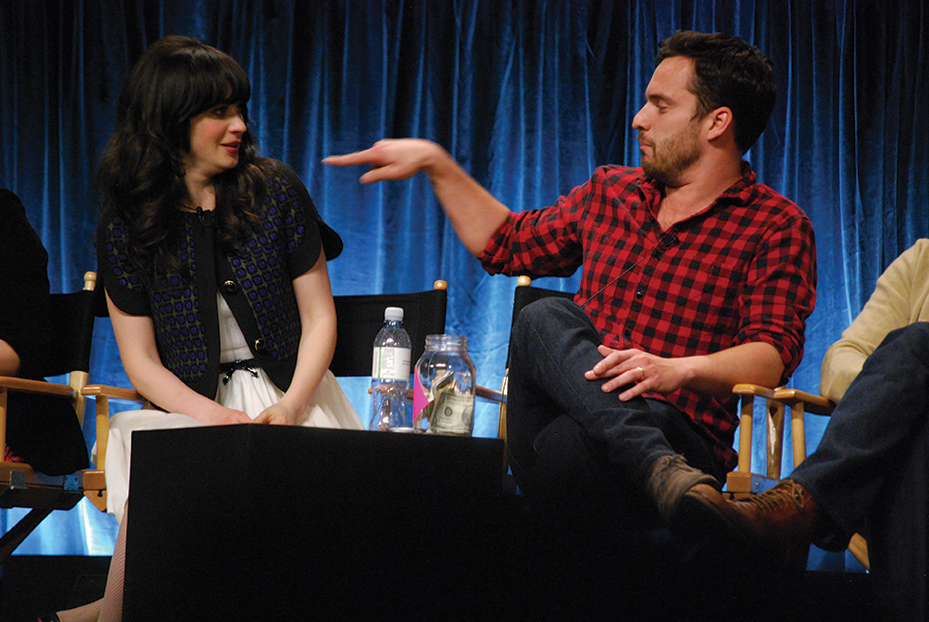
[370,307,412,431]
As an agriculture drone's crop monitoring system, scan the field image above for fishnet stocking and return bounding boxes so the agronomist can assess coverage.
[56,502,127,622]
[97,507,127,622]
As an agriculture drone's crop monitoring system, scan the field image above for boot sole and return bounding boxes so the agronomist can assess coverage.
[671,490,756,566]
[672,491,810,572]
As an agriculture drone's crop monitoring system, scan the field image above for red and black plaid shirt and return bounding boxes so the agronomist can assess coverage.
[479,163,816,470]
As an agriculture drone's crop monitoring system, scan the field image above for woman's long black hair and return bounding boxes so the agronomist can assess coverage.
[97,35,268,275]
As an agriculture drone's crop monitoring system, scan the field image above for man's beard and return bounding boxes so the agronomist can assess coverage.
[640,126,701,187]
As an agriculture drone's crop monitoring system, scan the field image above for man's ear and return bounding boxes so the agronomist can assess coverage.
[704,106,734,141]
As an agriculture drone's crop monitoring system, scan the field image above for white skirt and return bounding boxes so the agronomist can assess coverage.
[104,368,362,523]
[102,296,363,523]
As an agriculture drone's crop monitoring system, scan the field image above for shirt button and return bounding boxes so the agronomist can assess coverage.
[635,288,645,299]
[223,280,239,295]
[254,338,266,352]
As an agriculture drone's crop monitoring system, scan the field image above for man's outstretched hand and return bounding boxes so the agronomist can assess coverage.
[323,138,443,184]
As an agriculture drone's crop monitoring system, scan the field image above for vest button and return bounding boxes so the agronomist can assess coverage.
[223,280,239,295]
[254,338,266,352]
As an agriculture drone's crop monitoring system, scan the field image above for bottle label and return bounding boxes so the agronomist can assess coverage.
[372,346,411,381]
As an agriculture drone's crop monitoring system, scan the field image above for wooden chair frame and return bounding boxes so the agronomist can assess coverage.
[729,384,870,569]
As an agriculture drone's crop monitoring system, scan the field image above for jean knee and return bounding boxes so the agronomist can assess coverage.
[513,296,586,344]
[882,322,929,361]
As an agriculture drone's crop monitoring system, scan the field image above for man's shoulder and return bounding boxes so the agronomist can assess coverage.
[580,165,649,201]
[593,164,644,183]
[743,179,809,224]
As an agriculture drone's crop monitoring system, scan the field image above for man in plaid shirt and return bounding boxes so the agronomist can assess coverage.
[327,32,815,541]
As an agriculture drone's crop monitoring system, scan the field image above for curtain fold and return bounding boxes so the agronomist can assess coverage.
[1,0,927,564]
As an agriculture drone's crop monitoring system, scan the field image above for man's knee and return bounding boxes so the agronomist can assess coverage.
[513,296,588,344]
[880,322,929,361]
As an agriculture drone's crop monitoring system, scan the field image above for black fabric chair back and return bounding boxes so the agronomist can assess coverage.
[42,288,100,377]
[330,286,447,377]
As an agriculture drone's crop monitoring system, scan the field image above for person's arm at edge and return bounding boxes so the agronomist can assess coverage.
[0,341,20,376]
[819,239,927,402]
[324,139,511,255]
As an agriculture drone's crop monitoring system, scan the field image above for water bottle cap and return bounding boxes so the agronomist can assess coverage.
[384,306,404,322]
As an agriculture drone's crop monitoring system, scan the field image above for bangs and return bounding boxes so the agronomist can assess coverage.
[184,49,252,119]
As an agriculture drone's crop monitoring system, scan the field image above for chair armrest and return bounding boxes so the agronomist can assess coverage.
[80,385,145,472]
[731,383,777,400]
[81,385,145,402]
[0,376,74,398]
[475,385,506,404]
[771,388,835,416]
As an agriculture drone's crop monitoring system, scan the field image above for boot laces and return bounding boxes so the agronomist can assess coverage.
[744,480,807,514]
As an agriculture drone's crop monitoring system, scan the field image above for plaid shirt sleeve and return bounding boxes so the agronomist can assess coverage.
[734,201,817,382]
[478,176,597,279]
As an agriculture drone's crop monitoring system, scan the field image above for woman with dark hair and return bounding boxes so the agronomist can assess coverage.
[44,35,361,622]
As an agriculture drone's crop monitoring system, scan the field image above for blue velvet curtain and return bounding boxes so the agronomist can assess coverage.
[1,0,927,564]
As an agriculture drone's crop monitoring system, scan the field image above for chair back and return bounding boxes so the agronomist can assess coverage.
[330,281,448,377]
[508,276,575,366]
[42,282,100,378]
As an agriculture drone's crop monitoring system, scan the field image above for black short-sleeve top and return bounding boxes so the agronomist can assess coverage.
[96,163,343,398]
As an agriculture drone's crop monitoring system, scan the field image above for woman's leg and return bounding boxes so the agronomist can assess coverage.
[56,503,127,622]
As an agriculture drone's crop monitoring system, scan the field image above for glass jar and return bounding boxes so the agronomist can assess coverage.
[412,334,476,436]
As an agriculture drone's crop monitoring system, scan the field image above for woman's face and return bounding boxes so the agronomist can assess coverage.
[185,103,247,180]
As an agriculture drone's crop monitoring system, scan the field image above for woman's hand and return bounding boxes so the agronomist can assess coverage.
[253,402,298,426]
[200,403,254,426]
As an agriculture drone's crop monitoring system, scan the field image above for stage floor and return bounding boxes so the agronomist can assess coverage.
[0,555,109,620]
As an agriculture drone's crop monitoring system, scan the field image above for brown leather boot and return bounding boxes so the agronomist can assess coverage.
[676,479,826,571]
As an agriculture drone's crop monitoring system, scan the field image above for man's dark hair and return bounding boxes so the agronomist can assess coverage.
[656,31,776,154]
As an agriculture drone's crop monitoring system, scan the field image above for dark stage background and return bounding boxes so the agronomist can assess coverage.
[1,0,927,566]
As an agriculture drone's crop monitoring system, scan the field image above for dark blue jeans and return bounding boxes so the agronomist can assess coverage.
[792,322,929,620]
[506,297,724,530]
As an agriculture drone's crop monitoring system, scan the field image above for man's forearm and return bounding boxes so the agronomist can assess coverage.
[423,147,512,255]
[684,341,785,397]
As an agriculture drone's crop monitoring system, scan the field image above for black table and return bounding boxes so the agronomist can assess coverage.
[122,425,506,621]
